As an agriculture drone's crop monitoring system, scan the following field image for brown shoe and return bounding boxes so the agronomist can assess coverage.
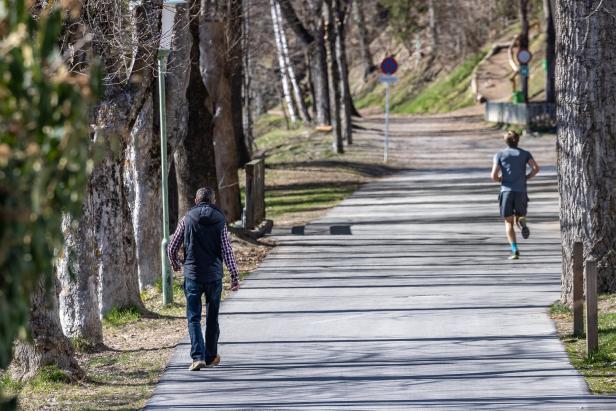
[188,360,206,371]
[206,355,220,368]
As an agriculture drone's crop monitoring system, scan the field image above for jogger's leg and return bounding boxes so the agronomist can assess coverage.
[505,216,517,248]
[517,215,530,239]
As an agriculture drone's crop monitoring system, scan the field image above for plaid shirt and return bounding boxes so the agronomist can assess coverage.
[167,217,239,286]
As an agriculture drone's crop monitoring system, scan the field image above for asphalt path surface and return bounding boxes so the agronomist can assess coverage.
[147,114,616,410]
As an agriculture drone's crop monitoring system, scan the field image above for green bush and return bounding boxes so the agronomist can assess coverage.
[0,0,95,388]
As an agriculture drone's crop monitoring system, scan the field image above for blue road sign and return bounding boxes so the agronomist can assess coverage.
[520,64,530,78]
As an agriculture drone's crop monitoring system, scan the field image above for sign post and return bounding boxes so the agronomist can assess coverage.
[379,56,398,163]
[516,49,533,103]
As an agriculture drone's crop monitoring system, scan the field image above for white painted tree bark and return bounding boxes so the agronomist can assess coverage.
[124,97,161,291]
[270,0,297,123]
[556,0,616,304]
[91,135,143,315]
[57,214,103,345]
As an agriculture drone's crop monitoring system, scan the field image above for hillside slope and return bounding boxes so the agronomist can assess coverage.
[351,22,549,115]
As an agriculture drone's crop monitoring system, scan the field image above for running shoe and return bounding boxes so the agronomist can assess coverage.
[519,217,530,239]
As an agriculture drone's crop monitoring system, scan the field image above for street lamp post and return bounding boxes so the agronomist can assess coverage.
[159,0,184,305]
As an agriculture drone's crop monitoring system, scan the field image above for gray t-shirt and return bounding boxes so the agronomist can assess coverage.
[494,147,534,192]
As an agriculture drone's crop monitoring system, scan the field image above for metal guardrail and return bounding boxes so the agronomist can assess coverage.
[485,101,556,132]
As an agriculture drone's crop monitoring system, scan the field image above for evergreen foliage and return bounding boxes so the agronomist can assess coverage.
[0,0,95,386]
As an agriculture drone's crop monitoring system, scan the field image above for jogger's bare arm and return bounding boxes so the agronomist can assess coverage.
[491,162,502,183]
[527,158,540,180]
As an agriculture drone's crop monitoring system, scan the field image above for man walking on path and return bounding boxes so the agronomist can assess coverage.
[491,131,540,260]
[168,187,241,371]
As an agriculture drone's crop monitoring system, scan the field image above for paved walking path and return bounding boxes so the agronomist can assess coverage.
[147,115,616,410]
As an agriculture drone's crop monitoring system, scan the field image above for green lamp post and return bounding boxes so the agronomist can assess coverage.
[159,0,185,305]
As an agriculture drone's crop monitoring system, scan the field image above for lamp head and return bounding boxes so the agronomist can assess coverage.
[159,0,186,52]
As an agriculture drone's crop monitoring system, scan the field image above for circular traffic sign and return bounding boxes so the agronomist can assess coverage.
[517,49,533,65]
[380,56,398,75]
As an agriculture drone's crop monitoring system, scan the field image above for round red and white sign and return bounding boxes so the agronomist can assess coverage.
[517,49,533,65]
[380,56,398,75]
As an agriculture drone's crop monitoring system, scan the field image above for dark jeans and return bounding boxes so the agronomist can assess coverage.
[184,277,223,362]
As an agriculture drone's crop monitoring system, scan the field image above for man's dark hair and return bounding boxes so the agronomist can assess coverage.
[504,130,520,148]
[195,187,215,204]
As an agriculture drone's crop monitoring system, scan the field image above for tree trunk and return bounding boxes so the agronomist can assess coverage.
[12,278,82,381]
[57,2,163,328]
[334,0,353,144]
[543,0,556,103]
[57,214,103,346]
[270,0,298,123]
[353,0,375,80]
[242,0,255,156]
[200,19,242,221]
[124,97,162,291]
[278,0,331,125]
[519,0,529,102]
[175,0,218,219]
[556,0,616,304]
[229,0,252,167]
[275,1,311,123]
[92,143,144,315]
[125,0,191,291]
[428,0,438,51]
[312,8,331,126]
[325,0,343,153]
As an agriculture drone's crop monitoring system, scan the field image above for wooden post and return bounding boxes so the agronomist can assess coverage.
[585,260,599,355]
[245,159,265,229]
[572,242,584,337]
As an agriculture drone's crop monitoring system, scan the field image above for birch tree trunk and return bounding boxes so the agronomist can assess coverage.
[12,278,82,381]
[275,1,311,123]
[271,0,297,123]
[200,19,242,221]
[353,0,375,80]
[325,0,343,153]
[175,0,218,219]
[277,0,331,125]
[556,0,616,304]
